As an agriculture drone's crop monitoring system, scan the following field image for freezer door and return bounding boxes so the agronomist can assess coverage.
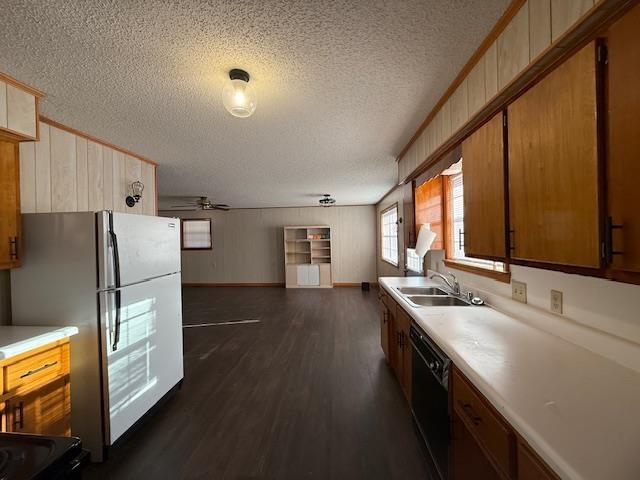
[101,273,184,445]
[98,212,181,289]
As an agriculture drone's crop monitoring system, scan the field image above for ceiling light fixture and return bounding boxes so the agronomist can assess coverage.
[319,194,336,207]
[222,68,257,118]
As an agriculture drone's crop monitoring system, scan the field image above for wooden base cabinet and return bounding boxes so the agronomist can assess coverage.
[452,410,501,480]
[0,339,72,437]
[5,376,70,436]
[378,288,411,404]
[452,367,559,480]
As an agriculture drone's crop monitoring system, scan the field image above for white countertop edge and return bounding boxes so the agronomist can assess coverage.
[379,277,579,480]
[0,326,79,360]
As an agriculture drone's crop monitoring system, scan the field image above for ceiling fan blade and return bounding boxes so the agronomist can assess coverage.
[213,206,230,211]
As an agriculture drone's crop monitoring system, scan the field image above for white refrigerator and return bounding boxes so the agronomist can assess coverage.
[11,211,184,461]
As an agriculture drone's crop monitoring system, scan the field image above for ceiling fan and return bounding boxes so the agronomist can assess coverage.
[169,196,230,211]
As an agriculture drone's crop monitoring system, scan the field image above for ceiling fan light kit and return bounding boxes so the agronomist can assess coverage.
[319,194,336,207]
[170,196,231,211]
[222,68,257,118]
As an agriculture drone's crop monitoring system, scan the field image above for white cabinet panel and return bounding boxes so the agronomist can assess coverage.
[497,3,530,90]
[76,137,89,211]
[19,141,36,213]
[485,41,499,100]
[297,264,309,285]
[35,123,51,213]
[6,84,36,138]
[50,126,77,212]
[308,264,320,286]
[551,0,593,41]
[103,147,114,210]
[530,0,552,59]
[0,81,7,129]
[88,141,104,211]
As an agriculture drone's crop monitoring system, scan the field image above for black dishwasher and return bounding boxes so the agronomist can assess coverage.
[410,325,451,480]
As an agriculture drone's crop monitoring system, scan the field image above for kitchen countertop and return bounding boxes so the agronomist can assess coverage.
[0,326,79,361]
[380,276,640,480]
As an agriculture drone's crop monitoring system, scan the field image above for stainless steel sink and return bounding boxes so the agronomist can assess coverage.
[396,286,449,296]
[406,295,471,307]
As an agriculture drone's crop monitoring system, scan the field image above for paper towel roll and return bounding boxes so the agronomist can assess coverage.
[415,224,436,258]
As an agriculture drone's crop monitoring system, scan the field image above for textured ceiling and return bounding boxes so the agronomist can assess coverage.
[0,0,508,208]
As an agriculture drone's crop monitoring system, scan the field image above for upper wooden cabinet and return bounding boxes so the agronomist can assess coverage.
[0,139,21,269]
[606,3,640,280]
[462,112,506,260]
[0,73,42,141]
[507,42,600,268]
[402,181,416,249]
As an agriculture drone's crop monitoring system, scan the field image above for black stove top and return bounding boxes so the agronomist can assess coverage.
[0,433,83,480]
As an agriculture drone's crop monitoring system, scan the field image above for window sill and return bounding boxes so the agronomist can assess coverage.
[443,259,511,283]
[381,258,399,268]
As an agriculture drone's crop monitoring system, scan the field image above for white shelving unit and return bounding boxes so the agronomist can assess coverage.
[284,226,332,288]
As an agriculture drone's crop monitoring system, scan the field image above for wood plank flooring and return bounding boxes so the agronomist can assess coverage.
[85,286,429,479]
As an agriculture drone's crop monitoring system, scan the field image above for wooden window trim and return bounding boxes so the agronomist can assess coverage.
[380,203,400,267]
[444,259,511,283]
[181,218,212,251]
[442,171,511,282]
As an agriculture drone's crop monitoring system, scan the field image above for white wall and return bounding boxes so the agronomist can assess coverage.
[165,205,377,285]
[376,186,405,278]
[0,270,10,325]
[439,261,640,371]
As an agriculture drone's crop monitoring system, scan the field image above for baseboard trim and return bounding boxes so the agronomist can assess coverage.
[182,282,378,288]
[182,283,285,287]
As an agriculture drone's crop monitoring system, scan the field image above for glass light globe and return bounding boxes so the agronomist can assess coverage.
[222,77,257,118]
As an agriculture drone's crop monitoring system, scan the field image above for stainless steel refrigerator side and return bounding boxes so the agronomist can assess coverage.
[10,212,106,460]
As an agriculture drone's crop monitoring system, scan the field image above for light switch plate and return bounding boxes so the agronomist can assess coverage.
[512,280,527,303]
[550,290,563,314]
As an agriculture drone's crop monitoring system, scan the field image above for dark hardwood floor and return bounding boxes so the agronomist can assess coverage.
[85,286,429,480]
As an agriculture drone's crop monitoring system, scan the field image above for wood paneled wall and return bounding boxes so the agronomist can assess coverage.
[376,187,405,278]
[19,120,156,215]
[398,0,600,183]
[165,206,377,285]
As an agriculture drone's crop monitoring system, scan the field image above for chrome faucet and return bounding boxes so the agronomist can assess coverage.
[429,271,460,295]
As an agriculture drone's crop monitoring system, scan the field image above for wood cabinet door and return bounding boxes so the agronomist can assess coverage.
[517,440,560,480]
[379,301,390,362]
[403,181,416,249]
[607,3,640,277]
[6,376,71,436]
[393,308,412,402]
[508,42,600,268]
[390,311,402,380]
[0,139,20,269]
[462,112,506,260]
[451,411,501,480]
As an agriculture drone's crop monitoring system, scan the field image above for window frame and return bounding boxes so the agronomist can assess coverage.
[380,203,400,267]
[181,218,213,251]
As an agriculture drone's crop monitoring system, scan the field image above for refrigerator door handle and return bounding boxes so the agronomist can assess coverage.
[108,213,121,289]
[112,290,121,351]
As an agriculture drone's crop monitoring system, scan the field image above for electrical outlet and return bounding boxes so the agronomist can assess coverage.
[512,280,527,303]
[550,290,563,314]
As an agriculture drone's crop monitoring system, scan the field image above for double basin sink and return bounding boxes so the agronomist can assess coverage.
[395,286,472,307]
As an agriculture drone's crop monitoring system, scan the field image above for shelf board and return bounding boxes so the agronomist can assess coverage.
[312,255,331,259]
